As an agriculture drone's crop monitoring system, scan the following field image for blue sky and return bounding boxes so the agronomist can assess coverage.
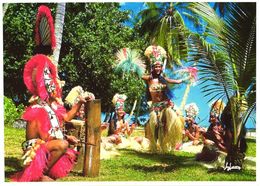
[119,2,255,129]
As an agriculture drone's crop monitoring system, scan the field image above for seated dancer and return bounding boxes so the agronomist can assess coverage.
[196,100,226,162]
[183,103,201,146]
[100,94,150,156]
[11,5,94,182]
[107,94,135,144]
[142,45,184,153]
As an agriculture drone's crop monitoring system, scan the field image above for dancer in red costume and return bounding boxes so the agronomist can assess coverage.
[11,5,94,182]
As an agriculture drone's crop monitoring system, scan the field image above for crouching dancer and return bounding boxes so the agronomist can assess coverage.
[11,5,94,181]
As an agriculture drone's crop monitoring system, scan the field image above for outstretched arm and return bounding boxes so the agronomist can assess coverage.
[163,76,183,84]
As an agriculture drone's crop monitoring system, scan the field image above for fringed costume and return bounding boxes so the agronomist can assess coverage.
[144,45,184,153]
[12,101,78,181]
[11,5,78,182]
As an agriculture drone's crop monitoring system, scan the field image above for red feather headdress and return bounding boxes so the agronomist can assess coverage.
[35,5,56,49]
[23,54,61,101]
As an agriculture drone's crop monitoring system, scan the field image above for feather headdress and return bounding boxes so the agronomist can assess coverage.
[35,5,56,49]
[114,48,146,78]
[23,54,61,101]
[144,45,166,66]
[185,103,199,119]
[112,94,127,111]
[210,100,225,118]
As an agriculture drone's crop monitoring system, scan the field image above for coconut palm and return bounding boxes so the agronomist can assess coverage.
[188,2,256,170]
[138,2,195,66]
[138,2,203,114]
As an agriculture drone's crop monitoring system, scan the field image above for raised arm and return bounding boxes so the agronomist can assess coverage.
[63,102,84,122]
[63,93,95,122]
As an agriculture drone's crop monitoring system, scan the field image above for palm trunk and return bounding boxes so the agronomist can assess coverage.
[126,99,137,125]
[225,96,247,171]
[53,3,66,66]
[3,3,9,17]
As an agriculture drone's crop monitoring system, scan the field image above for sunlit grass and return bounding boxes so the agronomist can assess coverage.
[5,126,256,182]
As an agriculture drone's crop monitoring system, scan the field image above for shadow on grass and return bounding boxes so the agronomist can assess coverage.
[119,149,198,173]
[246,138,256,143]
[207,167,256,178]
[130,164,177,173]
[5,157,23,178]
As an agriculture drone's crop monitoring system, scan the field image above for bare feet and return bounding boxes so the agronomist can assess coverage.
[40,175,54,182]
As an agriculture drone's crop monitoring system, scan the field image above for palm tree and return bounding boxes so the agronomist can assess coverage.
[138,2,203,114]
[53,3,66,66]
[138,2,194,66]
[189,2,256,170]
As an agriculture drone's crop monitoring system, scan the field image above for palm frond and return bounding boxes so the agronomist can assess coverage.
[190,34,234,103]
[138,2,192,67]
[188,2,226,43]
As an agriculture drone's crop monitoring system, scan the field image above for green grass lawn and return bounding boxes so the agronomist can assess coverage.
[4,126,256,182]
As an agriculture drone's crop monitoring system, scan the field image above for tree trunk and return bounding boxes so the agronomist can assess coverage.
[53,3,66,66]
[3,3,9,17]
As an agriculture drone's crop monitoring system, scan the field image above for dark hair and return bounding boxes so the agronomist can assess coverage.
[33,44,53,55]
[151,68,162,79]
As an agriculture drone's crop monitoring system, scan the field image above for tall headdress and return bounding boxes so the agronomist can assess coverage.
[35,5,56,49]
[112,94,127,111]
[210,100,225,118]
[144,45,166,67]
[23,6,60,101]
[185,103,199,119]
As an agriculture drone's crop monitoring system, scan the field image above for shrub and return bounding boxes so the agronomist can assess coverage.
[4,96,24,127]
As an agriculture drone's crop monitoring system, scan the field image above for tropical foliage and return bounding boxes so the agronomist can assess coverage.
[3,3,148,111]
[138,2,200,66]
[188,2,256,167]
[3,2,256,171]
[4,96,24,126]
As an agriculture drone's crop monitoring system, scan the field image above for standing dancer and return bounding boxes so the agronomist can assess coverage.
[142,45,184,153]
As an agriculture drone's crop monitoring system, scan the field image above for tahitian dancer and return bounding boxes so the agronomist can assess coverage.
[142,45,185,153]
